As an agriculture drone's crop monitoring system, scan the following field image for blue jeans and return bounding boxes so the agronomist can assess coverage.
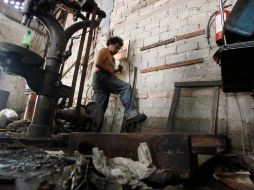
[92,71,137,119]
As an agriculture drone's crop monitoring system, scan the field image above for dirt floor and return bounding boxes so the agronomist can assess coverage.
[0,143,66,190]
[0,132,252,190]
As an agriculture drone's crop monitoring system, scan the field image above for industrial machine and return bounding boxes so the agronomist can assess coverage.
[0,0,106,137]
[214,0,254,93]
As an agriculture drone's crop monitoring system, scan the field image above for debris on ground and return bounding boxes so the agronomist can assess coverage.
[45,150,65,158]
[213,167,254,190]
[63,152,90,190]
[243,153,254,177]
[0,109,18,120]
[7,119,29,133]
[0,109,19,129]
[0,133,251,190]
[92,142,156,189]
[0,143,67,190]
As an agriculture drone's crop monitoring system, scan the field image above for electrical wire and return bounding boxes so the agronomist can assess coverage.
[206,11,217,48]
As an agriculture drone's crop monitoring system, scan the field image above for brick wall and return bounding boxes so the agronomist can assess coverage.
[62,0,254,152]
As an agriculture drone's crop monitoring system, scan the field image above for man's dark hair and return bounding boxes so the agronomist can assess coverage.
[106,36,124,47]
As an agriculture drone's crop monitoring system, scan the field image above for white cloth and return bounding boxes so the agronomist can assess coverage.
[92,142,155,189]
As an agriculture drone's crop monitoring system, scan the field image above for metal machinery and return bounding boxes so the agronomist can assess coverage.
[214,0,254,93]
[0,0,106,138]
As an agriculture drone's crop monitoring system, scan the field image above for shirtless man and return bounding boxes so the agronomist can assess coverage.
[92,36,146,123]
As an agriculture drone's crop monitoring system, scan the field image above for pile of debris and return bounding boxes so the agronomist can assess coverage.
[0,109,29,133]
[1,138,254,189]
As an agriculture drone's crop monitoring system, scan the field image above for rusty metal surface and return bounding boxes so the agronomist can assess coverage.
[69,133,196,179]
[76,8,97,112]
[68,13,90,107]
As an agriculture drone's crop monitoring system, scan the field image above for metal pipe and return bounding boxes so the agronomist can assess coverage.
[76,8,97,112]
[27,13,66,138]
[65,16,91,107]
[64,20,92,41]
[68,28,87,107]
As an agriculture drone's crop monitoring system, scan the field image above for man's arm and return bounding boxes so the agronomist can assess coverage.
[95,48,114,75]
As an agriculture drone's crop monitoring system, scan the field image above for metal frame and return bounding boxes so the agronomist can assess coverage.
[166,80,222,134]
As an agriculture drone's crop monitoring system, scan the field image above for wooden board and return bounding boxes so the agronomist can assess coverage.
[140,29,205,51]
[191,135,227,154]
[141,58,203,73]
[175,30,206,41]
[140,38,175,51]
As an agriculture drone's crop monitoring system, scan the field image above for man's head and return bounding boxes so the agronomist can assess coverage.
[106,36,123,55]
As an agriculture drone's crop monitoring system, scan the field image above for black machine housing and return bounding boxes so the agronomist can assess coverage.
[214,0,254,93]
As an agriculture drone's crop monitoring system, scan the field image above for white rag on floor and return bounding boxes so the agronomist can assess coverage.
[92,142,156,189]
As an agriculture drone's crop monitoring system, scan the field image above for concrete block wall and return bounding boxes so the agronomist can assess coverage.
[107,0,253,152]
[62,0,254,152]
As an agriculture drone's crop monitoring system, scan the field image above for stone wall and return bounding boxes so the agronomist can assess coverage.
[62,0,254,152]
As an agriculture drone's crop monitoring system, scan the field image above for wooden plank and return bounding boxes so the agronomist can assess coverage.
[192,147,218,155]
[174,80,222,88]
[176,29,206,41]
[141,58,203,73]
[69,133,195,179]
[140,29,205,51]
[166,87,181,132]
[191,135,227,153]
[140,38,175,51]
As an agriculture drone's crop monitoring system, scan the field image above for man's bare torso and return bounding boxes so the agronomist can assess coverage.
[95,48,115,74]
